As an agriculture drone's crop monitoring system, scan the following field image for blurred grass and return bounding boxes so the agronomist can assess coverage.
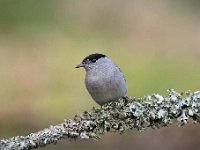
[0,1,200,149]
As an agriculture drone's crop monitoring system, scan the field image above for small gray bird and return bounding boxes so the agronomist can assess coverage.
[76,53,127,105]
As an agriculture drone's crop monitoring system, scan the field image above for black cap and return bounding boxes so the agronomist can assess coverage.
[82,53,106,63]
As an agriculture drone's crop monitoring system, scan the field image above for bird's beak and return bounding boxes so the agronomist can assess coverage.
[75,63,85,68]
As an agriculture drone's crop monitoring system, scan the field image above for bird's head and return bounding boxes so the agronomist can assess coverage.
[75,53,107,71]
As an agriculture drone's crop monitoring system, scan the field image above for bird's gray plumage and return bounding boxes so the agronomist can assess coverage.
[76,53,127,105]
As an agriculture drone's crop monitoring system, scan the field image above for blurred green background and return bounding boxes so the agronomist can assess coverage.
[0,0,200,150]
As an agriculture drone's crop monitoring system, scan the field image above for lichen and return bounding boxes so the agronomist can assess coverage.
[1,89,200,150]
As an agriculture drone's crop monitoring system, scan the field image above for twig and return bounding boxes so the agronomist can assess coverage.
[0,89,200,150]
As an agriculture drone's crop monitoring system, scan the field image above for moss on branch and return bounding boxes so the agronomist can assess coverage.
[1,89,200,150]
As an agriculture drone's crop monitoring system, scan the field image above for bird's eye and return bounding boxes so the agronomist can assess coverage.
[91,58,96,62]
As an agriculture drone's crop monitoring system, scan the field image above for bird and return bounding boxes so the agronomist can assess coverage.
[76,53,127,105]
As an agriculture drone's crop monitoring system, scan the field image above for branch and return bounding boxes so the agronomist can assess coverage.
[1,89,200,150]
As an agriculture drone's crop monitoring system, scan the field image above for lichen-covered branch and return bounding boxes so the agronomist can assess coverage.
[1,89,200,150]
